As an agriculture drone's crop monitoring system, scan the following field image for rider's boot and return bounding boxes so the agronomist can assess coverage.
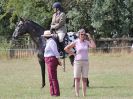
[59,42,65,58]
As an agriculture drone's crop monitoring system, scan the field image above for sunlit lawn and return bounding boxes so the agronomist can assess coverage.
[0,53,133,99]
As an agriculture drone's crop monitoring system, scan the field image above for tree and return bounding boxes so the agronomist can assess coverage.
[6,0,53,27]
[66,0,93,32]
[0,0,57,37]
[91,0,133,37]
[0,0,14,37]
[0,0,133,39]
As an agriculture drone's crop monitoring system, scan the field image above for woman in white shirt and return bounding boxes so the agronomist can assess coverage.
[42,30,61,96]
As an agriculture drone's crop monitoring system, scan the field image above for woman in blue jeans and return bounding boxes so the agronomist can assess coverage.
[42,30,61,96]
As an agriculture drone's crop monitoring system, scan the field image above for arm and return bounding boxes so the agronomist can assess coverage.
[87,34,96,48]
[51,13,66,29]
[64,42,76,56]
[51,14,55,25]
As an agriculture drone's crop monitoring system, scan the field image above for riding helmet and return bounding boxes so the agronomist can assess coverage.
[52,2,61,9]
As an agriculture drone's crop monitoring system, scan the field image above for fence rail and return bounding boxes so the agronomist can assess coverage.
[0,46,133,59]
[90,46,132,53]
[0,49,37,59]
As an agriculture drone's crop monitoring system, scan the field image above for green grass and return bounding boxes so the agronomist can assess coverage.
[0,53,133,99]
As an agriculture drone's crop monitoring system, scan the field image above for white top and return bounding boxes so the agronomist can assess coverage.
[44,38,60,58]
[131,44,133,50]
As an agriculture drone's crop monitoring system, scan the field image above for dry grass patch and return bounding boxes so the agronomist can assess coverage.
[0,53,133,99]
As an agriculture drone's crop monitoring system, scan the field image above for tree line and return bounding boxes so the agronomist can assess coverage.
[0,0,133,40]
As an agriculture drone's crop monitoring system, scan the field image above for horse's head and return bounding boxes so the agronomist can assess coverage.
[12,18,27,40]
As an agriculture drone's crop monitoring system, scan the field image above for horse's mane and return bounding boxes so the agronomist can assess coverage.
[27,20,45,30]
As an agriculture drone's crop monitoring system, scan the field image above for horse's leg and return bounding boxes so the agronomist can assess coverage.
[87,78,89,87]
[69,55,74,66]
[68,55,75,87]
[37,50,45,88]
[38,58,45,88]
[58,39,66,71]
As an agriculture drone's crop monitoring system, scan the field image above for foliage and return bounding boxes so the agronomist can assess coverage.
[0,0,55,37]
[0,0,133,40]
[5,0,53,28]
[67,8,81,31]
[67,0,93,32]
[0,0,13,37]
[91,0,133,37]
[0,36,11,49]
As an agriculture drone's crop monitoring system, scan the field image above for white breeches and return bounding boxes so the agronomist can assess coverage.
[57,32,66,42]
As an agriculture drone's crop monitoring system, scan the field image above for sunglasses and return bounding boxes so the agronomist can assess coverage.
[80,33,86,36]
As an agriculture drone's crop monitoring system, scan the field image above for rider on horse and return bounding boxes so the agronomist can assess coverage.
[50,2,67,56]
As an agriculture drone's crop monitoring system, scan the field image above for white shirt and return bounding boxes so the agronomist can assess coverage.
[44,38,60,58]
[131,44,133,50]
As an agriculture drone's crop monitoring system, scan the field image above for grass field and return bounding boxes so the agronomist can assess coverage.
[0,53,133,99]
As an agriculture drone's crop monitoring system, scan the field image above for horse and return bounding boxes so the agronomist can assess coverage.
[11,18,77,88]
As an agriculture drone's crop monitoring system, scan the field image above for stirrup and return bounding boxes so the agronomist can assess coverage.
[59,52,66,59]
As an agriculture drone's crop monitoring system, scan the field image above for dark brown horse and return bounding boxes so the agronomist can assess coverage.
[12,18,46,88]
[11,18,79,88]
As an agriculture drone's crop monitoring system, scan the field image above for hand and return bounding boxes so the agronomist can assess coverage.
[86,33,93,41]
[58,61,62,66]
[68,53,76,56]
[50,28,55,33]
[57,59,62,66]
[51,25,55,29]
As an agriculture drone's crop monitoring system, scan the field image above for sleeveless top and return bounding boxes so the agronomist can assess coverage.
[73,38,89,61]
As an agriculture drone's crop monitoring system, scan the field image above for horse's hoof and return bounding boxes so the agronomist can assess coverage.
[72,85,75,87]
[87,84,89,87]
[41,84,45,88]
